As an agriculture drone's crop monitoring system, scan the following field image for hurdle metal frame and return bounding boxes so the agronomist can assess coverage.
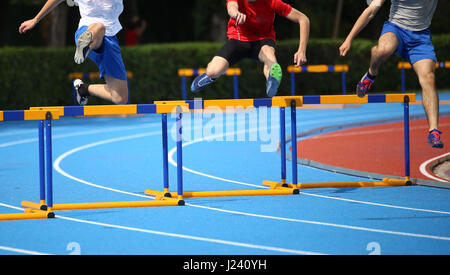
[69,72,133,105]
[0,93,415,221]
[0,103,189,221]
[288,65,349,96]
[178,68,241,100]
[398,61,450,93]
[147,93,415,201]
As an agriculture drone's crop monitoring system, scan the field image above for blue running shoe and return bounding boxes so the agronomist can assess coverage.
[191,73,216,93]
[266,63,282,97]
[356,71,375,97]
[428,129,444,148]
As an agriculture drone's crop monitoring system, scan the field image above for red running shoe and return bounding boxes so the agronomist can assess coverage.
[356,72,375,97]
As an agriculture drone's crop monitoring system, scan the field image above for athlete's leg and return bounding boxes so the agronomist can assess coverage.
[258,45,278,80]
[356,32,399,97]
[258,45,282,97]
[191,56,229,93]
[74,23,106,64]
[412,59,439,130]
[368,32,399,76]
[206,56,230,79]
[88,75,129,104]
[86,23,106,51]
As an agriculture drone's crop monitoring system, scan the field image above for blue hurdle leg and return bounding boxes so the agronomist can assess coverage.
[280,107,286,184]
[181,76,187,100]
[233,75,239,99]
[290,100,298,185]
[162,113,170,195]
[38,120,46,208]
[403,95,411,184]
[290,72,296,96]
[44,112,55,217]
[176,108,184,203]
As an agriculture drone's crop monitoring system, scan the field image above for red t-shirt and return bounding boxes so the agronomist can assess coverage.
[226,0,293,42]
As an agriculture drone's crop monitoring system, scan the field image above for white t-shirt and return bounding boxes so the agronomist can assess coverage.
[74,0,123,36]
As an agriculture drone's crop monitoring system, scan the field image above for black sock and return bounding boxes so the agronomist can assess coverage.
[79,84,90,97]
[367,71,377,80]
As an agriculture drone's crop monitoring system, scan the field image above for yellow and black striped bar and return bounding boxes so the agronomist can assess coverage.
[0,109,61,122]
[155,93,415,110]
[68,71,133,80]
[178,68,241,77]
[287,64,349,73]
[287,65,349,96]
[28,103,190,117]
[398,61,450,69]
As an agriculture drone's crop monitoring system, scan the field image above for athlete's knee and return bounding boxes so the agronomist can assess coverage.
[111,86,129,104]
[373,45,393,58]
[418,71,435,88]
[206,63,224,79]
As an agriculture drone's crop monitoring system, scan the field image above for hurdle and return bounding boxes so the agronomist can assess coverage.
[264,93,415,190]
[0,93,415,220]
[398,61,450,93]
[0,103,189,221]
[178,68,241,100]
[288,65,349,96]
[69,71,133,105]
[146,93,415,201]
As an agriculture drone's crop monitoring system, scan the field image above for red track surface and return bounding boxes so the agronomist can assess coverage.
[297,116,450,182]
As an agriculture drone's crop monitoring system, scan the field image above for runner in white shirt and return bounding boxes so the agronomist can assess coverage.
[19,0,129,106]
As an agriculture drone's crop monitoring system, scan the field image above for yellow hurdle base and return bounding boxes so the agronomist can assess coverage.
[263,178,411,189]
[0,210,54,221]
[21,199,184,211]
[145,188,299,199]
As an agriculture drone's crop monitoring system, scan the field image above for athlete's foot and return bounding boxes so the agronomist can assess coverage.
[191,73,216,93]
[73,79,88,106]
[356,71,375,97]
[428,129,444,148]
[74,30,92,64]
[266,63,282,97]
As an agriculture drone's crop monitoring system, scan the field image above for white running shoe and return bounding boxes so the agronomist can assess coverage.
[74,31,92,64]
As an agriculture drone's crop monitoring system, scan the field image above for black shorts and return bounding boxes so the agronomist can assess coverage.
[215,38,276,66]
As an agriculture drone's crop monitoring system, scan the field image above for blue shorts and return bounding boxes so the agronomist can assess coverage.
[380,21,437,65]
[75,26,128,81]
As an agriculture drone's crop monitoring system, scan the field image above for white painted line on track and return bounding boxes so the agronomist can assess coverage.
[49,127,450,242]
[419,152,450,182]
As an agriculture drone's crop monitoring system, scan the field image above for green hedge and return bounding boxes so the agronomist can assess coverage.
[1,34,450,110]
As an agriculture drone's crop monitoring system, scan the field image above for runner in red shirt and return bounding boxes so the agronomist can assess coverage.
[191,0,310,97]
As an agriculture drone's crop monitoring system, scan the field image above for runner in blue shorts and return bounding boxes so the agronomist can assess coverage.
[19,0,128,106]
[339,0,443,149]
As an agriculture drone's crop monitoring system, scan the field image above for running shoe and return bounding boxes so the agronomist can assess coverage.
[428,129,444,148]
[74,30,92,64]
[266,63,282,97]
[73,79,88,106]
[191,73,216,93]
[356,71,375,97]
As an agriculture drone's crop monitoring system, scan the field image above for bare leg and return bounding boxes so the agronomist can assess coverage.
[87,75,129,104]
[206,56,230,79]
[258,45,277,80]
[86,23,106,51]
[368,32,399,76]
[412,59,439,131]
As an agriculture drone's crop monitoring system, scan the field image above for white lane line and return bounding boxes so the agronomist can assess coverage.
[0,245,52,255]
[51,130,450,242]
[0,203,321,255]
[419,152,450,182]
